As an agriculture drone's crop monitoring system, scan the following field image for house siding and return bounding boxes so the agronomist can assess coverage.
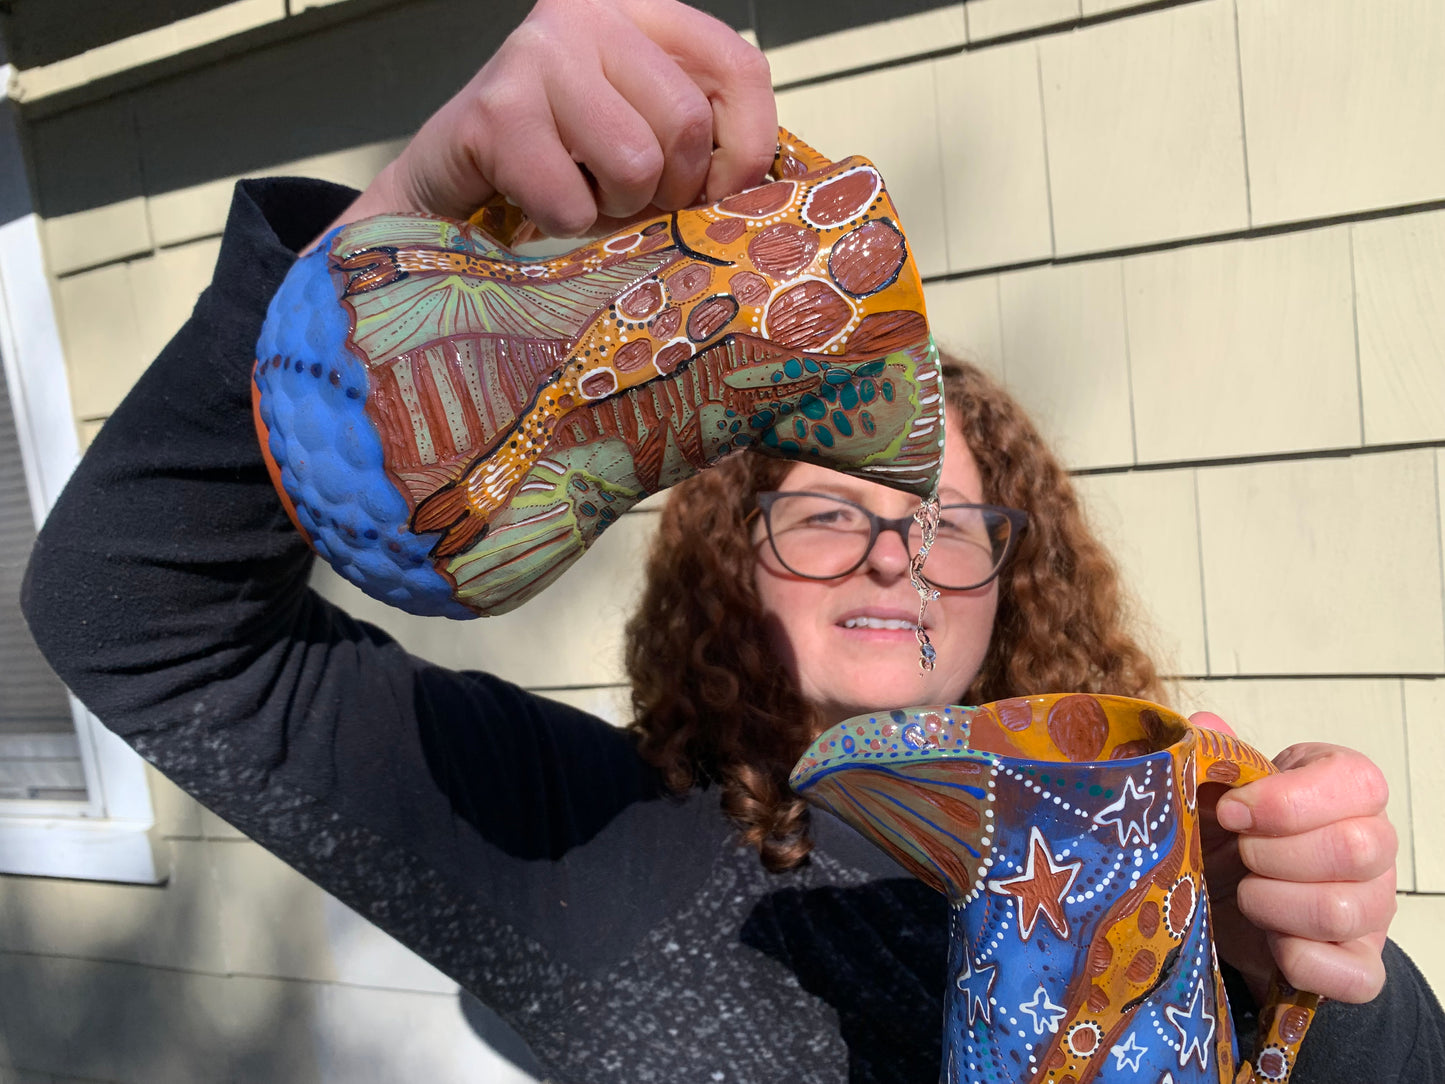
[3,1,1441,1079]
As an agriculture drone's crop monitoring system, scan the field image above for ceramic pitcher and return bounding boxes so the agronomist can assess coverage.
[252,129,943,618]
[790,694,1320,1084]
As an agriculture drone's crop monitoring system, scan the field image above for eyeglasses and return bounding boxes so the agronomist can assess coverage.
[755,491,1028,590]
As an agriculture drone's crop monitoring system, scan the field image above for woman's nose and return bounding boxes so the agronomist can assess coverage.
[865,526,913,578]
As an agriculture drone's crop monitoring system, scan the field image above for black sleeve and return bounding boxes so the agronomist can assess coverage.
[20,178,682,999]
[1291,940,1445,1083]
[1225,940,1444,1082]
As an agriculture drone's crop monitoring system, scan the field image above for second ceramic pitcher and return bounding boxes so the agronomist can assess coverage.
[791,694,1320,1084]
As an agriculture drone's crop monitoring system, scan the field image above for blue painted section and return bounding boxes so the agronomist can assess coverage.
[254,229,475,619]
[942,753,1228,1083]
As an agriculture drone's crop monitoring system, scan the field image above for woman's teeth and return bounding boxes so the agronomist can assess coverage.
[842,617,918,630]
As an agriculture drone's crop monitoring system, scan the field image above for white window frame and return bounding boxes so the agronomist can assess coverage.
[0,84,164,882]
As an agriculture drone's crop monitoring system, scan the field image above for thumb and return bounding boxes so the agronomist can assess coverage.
[1189,711,1258,832]
[1188,710,1238,738]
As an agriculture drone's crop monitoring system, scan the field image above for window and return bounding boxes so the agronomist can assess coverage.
[0,184,163,883]
[0,353,85,805]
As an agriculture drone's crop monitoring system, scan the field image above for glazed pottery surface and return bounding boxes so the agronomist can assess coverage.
[791,694,1320,1084]
[253,129,943,618]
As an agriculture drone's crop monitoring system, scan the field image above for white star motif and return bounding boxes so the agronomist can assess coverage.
[1092,775,1156,846]
[954,956,997,1026]
[1019,986,1067,1035]
[1164,979,1216,1071]
[1110,1031,1149,1071]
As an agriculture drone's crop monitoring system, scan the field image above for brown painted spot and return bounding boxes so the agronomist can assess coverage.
[829,219,907,297]
[804,167,881,227]
[1279,1006,1312,1044]
[666,264,713,304]
[655,341,692,374]
[642,220,668,236]
[1257,1049,1288,1078]
[1138,900,1160,937]
[604,232,641,253]
[778,155,809,178]
[1167,878,1196,936]
[967,706,1001,742]
[1110,739,1154,760]
[748,223,819,278]
[1087,938,1113,975]
[730,271,770,307]
[764,279,852,350]
[1086,986,1111,1014]
[687,295,739,342]
[996,699,1035,732]
[617,281,663,320]
[1045,1049,1067,1071]
[845,310,929,356]
[1125,948,1158,984]
[579,370,617,399]
[717,180,796,217]
[706,217,746,244]
[651,307,682,339]
[1075,1017,1103,1052]
[1206,760,1241,784]
[1047,695,1110,762]
[613,339,653,373]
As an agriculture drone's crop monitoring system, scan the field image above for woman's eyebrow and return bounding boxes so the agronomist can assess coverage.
[779,480,867,499]
[780,481,981,507]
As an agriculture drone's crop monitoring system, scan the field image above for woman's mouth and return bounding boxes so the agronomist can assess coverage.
[840,616,918,631]
[836,609,930,635]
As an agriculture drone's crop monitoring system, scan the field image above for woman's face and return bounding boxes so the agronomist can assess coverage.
[753,414,998,729]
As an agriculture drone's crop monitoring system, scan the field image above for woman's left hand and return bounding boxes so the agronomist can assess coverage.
[1191,711,1397,1006]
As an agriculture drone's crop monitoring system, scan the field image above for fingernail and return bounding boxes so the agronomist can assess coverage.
[1215,798,1253,832]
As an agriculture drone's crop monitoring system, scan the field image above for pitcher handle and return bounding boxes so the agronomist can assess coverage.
[1192,726,1322,1084]
[466,125,834,247]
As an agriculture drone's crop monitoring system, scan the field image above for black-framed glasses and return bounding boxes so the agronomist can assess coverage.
[756,491,1028,590]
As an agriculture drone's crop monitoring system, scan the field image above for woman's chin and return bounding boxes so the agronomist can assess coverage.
[816,668,966,726]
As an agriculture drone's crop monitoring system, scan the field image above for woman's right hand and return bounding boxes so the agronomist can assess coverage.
[335,0,778,238]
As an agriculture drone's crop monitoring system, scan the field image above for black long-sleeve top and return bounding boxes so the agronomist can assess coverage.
[21,178,1445,1084]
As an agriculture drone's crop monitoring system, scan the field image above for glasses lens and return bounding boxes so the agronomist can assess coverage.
[763,495,1021,587]
[765,494,874,578]
[913,504,1017,589]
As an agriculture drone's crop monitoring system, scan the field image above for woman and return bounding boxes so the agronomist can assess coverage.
[20,0,1440,1080]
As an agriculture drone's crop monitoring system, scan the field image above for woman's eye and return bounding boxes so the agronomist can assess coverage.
[937,515,990,546]
[936,516,972,536]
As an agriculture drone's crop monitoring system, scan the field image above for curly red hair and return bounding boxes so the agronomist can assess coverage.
[624,355,1162,871]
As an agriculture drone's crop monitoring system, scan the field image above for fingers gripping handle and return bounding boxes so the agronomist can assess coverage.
[1194,728,1321,1084]
[466,127,833,247]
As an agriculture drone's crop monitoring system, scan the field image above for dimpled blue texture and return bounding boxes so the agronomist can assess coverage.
[254,229,476,619]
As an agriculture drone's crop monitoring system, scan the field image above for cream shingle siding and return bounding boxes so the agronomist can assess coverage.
[3,0,1442,1079]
